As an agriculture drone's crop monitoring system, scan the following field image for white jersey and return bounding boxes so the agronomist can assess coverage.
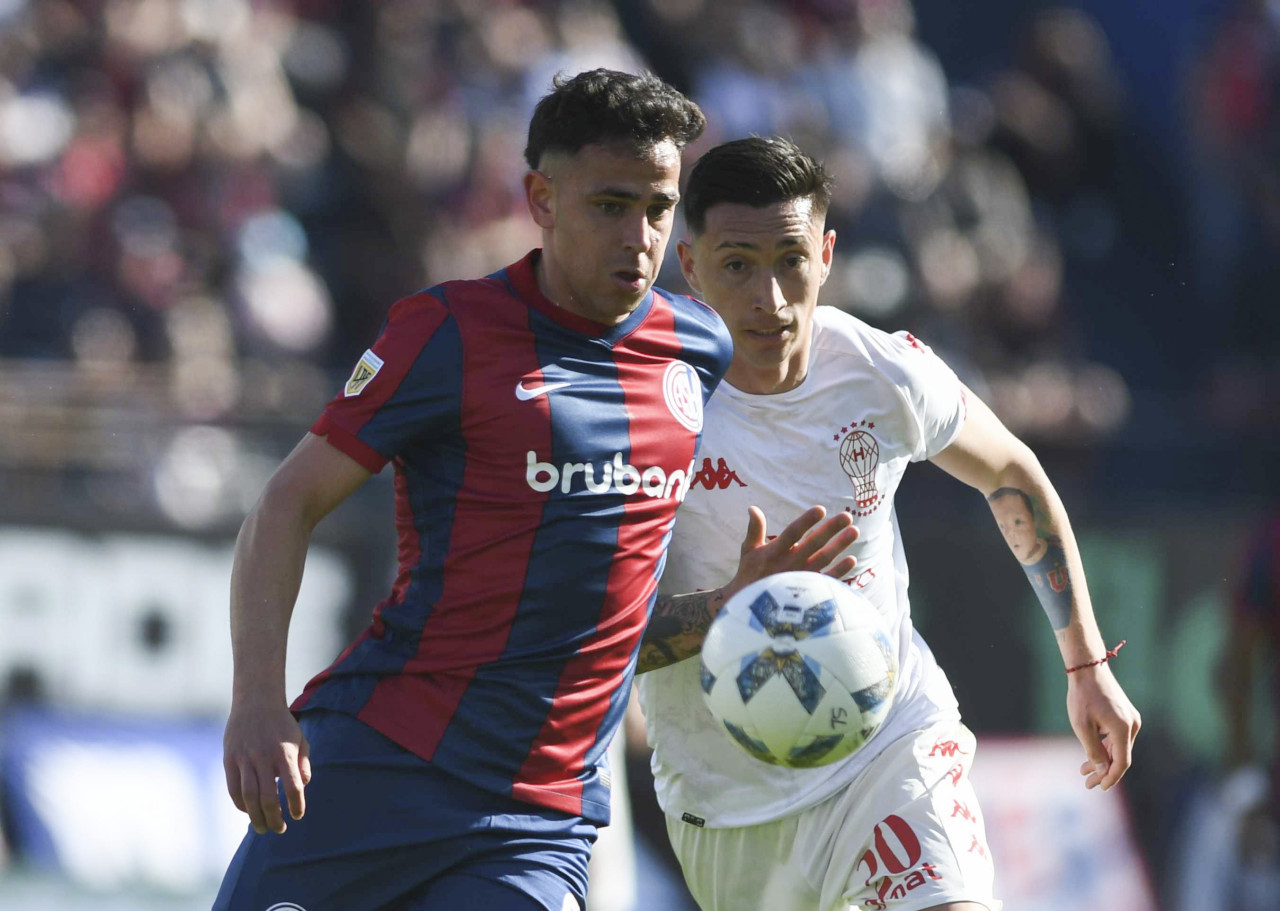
[637,306,968,828]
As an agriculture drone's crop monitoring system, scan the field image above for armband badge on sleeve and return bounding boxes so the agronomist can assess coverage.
[344,349,385,397]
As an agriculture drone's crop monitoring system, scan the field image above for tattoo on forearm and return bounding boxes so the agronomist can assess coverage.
[987,486,1073,630]
[636,590,724,674]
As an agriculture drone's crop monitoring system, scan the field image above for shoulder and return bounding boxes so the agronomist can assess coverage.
[655,287,734,370]
[383,285,452,329]
[813,307,954,387]
[657,287,730,338]
[386,272,523,334]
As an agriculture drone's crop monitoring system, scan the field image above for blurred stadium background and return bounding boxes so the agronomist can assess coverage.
[0,0,1277,908]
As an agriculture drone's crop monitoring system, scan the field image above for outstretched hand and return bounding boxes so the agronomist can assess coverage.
[223,701,312,835]
[1066,664,1141,791]
[724,505,860,602]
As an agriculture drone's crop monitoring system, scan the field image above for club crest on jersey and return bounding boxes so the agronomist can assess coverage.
[663,360,703,432]
[835,419,884,516]
[343,349,384,397]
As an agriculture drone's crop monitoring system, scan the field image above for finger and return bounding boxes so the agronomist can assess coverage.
[739,506,769,557]
[1098,722,1136,791]
[1073,723,1110,791]
[792,513,855,562]
[299,734,313,786]
[823,555,858,579]
[281,749,308,822]
[801,523,859,569]
[238,762,268,834]
[248,762,286,834]
[257,765,287,834]
[224,757,247,813]
[770,505,827,553]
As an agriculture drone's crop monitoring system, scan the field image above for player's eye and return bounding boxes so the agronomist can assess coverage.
[597,201,624,215]
[783,254,807,269]
[647,204,673,221]
[724,260,746,273]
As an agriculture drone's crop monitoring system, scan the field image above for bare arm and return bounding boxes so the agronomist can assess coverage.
[223,432,372,834]
[930,387,1141,790]
[636,505,859,673]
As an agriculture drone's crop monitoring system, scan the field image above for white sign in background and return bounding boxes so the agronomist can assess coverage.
[0,526,353,891]
[969,736,1158,911]
[0,527,351,715]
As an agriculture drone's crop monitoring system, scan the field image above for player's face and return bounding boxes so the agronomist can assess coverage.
[991,494,1039,563]
[524,140,681,324]
[678,197,834,394]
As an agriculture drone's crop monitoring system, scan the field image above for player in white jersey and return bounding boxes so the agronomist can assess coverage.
[633,137,1142,911]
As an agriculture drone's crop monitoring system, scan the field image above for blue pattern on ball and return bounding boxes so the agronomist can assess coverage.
[852,676,893,713]
[787,734,846,767]
[735,648,826,713]
[748,589,838,639]
[722,719,779,765]
[699,663,716,695]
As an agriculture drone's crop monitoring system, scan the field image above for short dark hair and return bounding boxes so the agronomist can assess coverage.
[524,69,706,169]
[684,137,834,235]
[989,487,1035,515]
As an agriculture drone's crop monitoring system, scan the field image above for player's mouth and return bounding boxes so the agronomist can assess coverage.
[612,269,647,291]
[745,323,792,341]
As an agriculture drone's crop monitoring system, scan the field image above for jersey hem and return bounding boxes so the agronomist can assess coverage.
[312,415,388,473]
[328,703,612,826]
[653,710,964,829]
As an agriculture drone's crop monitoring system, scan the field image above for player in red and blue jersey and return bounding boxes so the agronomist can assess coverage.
[215,70,859,911]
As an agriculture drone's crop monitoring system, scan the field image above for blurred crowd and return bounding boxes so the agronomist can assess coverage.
[0,0,1277,529]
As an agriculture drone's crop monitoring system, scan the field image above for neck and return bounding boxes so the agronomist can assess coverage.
[724,356,808,395]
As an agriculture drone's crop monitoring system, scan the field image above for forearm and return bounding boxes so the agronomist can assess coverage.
[636,588,728,674]
[229,494,315,704]
[986,458,1108,668]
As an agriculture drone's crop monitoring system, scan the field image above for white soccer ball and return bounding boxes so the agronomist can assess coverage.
[699,571,897,769]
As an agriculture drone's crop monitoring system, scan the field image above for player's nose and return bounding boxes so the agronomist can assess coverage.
[619,211,650,252]
[753,276,787,312]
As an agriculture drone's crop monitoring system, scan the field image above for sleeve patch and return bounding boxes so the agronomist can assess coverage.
[344,349,386,397]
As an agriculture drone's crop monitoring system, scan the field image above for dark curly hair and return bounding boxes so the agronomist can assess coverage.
[684,137,835,235]
[524,69,706,169]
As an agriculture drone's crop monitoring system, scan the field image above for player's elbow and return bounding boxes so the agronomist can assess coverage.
[252,468,329,534]
[993,438,1046,490]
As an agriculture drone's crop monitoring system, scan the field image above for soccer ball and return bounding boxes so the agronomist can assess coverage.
[699,571,897,769]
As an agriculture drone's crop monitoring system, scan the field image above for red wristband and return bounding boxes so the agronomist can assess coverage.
[1065,640,1126,674]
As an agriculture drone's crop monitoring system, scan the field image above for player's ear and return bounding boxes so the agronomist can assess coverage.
[677,239,703,294]
[819,228,836,286]
[524,170,555,229]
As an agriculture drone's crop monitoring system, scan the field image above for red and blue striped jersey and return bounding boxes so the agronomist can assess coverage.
[292,250,732,823]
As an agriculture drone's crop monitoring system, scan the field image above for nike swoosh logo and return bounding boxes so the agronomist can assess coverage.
[515,380,571,401]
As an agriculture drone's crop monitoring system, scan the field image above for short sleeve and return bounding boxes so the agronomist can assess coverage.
[311,291,462,472]
[666,290,735,400]
[887,330,967,462]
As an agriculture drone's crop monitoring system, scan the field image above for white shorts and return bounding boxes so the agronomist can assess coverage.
[665,721,1001,911]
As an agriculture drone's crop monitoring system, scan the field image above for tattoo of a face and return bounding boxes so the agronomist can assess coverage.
[988,487,1072,630]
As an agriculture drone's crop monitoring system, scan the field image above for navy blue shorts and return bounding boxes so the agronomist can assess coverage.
[213,710,596,911]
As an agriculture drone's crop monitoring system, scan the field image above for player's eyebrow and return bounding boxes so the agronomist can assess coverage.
[590,186,679,203]
[713,236,807,251]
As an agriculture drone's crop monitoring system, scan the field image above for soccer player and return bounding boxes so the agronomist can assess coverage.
[215,74,858,911]
[635,137,1142,911]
